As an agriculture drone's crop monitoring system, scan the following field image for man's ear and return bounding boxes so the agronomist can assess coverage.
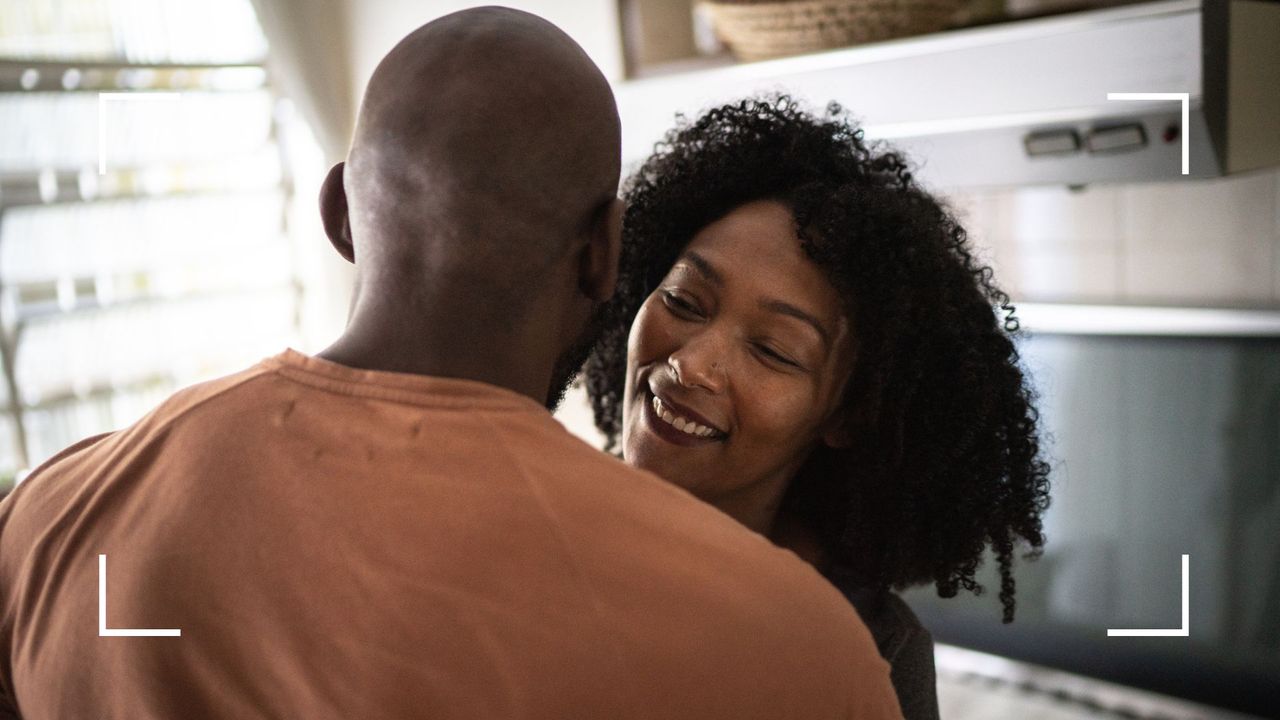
[319,162,355,264]
[578,197,624,302]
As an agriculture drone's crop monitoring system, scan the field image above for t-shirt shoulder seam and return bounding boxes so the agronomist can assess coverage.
[158,365,278,428]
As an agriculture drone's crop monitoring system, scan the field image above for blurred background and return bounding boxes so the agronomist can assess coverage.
[0,0,1276,717]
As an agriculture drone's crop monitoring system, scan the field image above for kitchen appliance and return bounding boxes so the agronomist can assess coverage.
[614,0,1280,187]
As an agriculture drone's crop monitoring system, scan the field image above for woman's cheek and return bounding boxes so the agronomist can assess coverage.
[744,376,823,441]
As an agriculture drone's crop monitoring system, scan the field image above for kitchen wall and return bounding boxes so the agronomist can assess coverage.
[943,168,1280,307]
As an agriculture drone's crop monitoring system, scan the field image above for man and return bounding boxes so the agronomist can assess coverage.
[0,8,901,719]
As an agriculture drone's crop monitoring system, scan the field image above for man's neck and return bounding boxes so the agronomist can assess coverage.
[316,326,554,406]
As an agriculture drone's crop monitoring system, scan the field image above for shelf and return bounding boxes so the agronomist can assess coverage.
[0,59,267,93]
[609,0,1280,188]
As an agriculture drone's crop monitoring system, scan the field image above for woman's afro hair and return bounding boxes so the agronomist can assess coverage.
[584,96,1051,622]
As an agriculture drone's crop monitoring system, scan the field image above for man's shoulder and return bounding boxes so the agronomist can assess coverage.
[495,423,874,630]
[141,362,280,424]
[3,362,278,502]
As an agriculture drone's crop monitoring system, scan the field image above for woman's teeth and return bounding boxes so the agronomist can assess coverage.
[652,395,718,438]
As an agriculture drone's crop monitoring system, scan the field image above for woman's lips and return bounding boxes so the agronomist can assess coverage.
[652,391,726,435]
[643,389,726,447]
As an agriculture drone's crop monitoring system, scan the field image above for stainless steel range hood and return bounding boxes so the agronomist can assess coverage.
[612,0,1280,188]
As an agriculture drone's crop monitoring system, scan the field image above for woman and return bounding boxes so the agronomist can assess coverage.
[584,97,1051,719]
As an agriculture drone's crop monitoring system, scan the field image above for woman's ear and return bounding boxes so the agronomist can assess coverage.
[579,197,624,302]
[819,397,863,449]
[819,412,854,449]
[319,162,355,264]
[821,347,861,450]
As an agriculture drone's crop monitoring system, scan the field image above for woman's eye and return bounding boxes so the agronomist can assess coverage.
[661,290,702,318]
[755,343,801,369]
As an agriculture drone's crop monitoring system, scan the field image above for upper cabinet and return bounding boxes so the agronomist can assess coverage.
[613,0,1280,189]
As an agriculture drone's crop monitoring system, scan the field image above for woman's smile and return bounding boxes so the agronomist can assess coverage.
[621,200,855,514]
[640,388,728,446]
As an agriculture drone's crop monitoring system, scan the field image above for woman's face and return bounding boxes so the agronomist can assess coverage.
[622,200,856,529]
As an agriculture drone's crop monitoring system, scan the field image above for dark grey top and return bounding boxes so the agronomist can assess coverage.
[826,571,940,720]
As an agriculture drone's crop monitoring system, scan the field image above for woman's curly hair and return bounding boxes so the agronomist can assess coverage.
[584,96,1051,622]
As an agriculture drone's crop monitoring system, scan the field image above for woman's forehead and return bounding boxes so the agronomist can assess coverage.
[680,201,843,315]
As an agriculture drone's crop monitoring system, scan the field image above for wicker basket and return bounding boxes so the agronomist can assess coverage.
[700,0,966,61]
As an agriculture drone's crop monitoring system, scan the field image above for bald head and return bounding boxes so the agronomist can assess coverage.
[344,7,621,292]
[317,8,623,405]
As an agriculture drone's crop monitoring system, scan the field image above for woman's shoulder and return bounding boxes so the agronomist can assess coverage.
[838,583,933,663]
[825,570,940,720]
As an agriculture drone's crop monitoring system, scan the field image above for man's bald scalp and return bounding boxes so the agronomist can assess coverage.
[346,7,621,290]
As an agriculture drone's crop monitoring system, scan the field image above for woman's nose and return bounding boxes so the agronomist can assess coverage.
[667,333,727,393]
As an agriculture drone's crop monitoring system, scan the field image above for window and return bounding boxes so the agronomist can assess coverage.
[0,0,325,485]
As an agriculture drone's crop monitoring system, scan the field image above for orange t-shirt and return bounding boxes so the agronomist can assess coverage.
[0,350,901,719]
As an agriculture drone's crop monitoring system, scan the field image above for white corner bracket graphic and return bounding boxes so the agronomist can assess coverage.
[1106,92,1190,175]
[98,554,181,637]
[1107,554,1189,637]
[97,92,181,175]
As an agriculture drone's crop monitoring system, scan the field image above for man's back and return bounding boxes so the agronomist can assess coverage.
[0,350,901,719]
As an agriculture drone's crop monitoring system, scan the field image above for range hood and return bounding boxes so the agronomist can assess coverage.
[612,0,1280,188]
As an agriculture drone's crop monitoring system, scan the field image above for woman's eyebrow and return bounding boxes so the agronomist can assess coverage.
[680,252,723,286]
[680,251,830,347]
[759,299,831,348]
